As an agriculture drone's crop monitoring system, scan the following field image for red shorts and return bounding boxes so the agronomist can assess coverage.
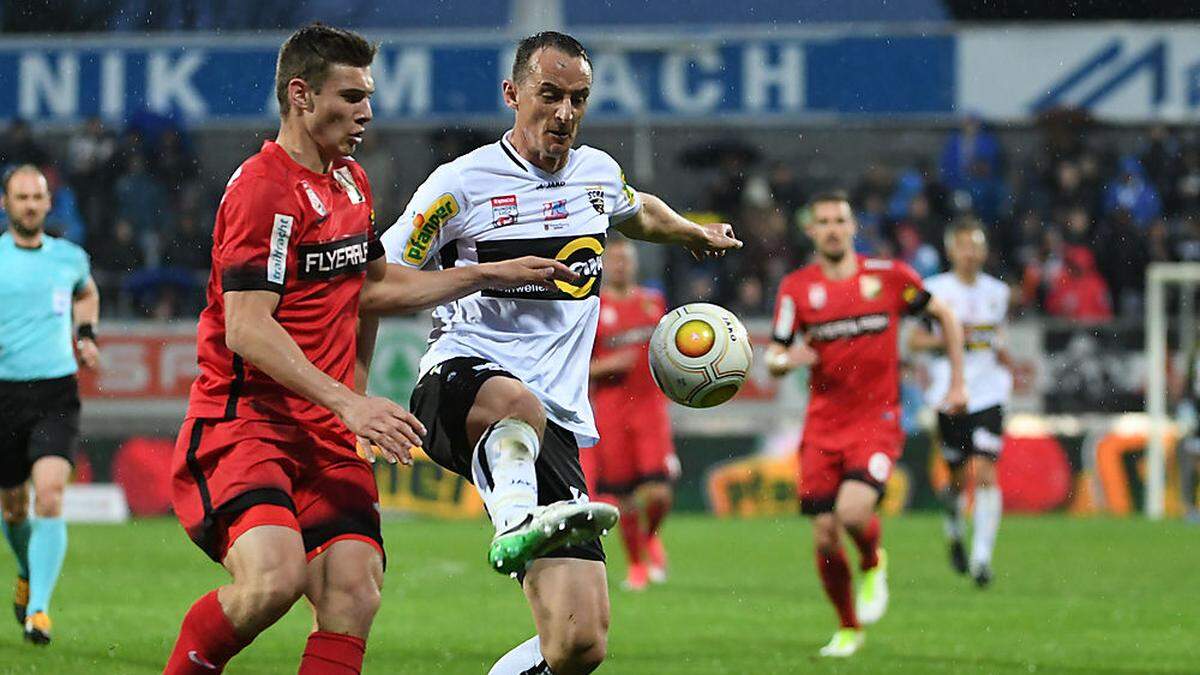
[172,417,383,564]
[584,403,674,496]
[797,428,902,515]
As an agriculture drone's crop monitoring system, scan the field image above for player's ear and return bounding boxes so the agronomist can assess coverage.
[502,79,519,111]
[288,78,314,114]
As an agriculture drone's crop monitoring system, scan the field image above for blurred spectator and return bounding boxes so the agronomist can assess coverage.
[41,167,87,245]
[1094,208,1149,314]
[940,113,1003,191]
[66,117,118,243]
[955,158,1010,227]
[93,219,145,273]
[151,129,200,210]
[1045,245,1113,322]
[854,192,889,255]
[1173,215,1200,262]
[1102,156,1162,228]
[895,223,941,278]
[0,119,50,167]
[115,154,171,266]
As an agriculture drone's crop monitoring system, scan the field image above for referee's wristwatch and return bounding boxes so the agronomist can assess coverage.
[76,323,97,349]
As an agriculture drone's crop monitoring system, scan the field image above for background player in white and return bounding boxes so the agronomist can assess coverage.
[379,31,740,675]
[909,217,1012,586]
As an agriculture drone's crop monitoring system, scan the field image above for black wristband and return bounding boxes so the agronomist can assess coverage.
[76,323,96,341]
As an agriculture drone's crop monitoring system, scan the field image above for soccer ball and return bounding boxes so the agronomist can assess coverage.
[648,303,753,408]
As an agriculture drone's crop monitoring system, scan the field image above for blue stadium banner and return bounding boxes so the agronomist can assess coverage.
[0,32,955,124]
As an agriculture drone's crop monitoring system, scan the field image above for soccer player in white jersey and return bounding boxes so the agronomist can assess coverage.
[908,217,1012,587]
[379,31,740,675]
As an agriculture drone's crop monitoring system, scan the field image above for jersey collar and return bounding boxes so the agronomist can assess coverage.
[500,131,571,180]
[262,140,335,181]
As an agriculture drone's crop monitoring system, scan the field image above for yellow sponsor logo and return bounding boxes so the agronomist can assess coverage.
[620,171,636,207]
[403,193,459,265]
[554,236,604,299]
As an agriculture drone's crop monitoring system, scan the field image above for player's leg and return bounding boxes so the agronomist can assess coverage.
[836,480,887,626]
[521,558,609,674]
[636,419,676,584]
[468,377,616,574]
[300,539,383,675]
[596,422,645,590]
[165,521,308,674]
[966,407,1004,586]
[22,455,70,643]
[0,483,31,625]
[937,412,970,574]
[800,444,861,656]
[968,456,1002,587]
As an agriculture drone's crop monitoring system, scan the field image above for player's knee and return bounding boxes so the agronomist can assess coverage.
[1,491,28,523]
[321,573,382,626]
[812,515,840,553]
[472,379,546,439]
[239,562,307,617]
[835,504,872,532]
[32,487,63,518]
[543,628,607,674]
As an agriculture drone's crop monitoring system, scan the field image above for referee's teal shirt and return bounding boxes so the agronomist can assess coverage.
[0,231,92,381]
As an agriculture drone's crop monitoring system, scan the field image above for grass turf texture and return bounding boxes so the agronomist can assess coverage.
[0,514,1194,673]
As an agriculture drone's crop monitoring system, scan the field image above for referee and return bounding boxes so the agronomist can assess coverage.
[0,164,99,645]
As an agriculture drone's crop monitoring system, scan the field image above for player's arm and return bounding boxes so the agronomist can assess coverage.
[590,350,638,381]
[766,283,816,377]
[906,320,944,353]
[924,296,968,413]
[359,255,578,315]
[71,275,100,369]
[615,192,742,257]
[224,289,423,462]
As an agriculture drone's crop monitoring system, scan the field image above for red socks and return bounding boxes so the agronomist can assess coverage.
[618,508,644,565]
[849,515,881,571]
[298,631,367,675]
[164,590,250,674]
[815,548,858,629]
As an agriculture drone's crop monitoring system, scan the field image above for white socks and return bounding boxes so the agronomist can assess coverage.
[944,490,968,542]
[489,635,552,675]
[971,485,1002,567]
[472,418,541,533]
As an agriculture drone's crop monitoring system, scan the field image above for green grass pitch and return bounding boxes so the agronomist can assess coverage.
[0,514,1194,673]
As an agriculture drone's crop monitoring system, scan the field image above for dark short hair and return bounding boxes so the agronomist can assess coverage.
[2,164,44,196]
[808,190,851,209]
[275,23,377,114]
[512,31,591,83]
[945,215,987,248]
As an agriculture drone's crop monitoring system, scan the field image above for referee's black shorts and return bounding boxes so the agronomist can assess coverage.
[0,375,80,488]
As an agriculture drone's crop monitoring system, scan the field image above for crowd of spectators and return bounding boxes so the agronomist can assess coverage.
[6,110,1200,323]
[683,111,1200,323]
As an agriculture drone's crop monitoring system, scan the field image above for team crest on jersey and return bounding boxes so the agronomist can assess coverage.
[808,283,827,309]
[490,195,519,227]
[301,181,327,217]
[586,186,606,214]
[860,274,882,300]
[332,167,365,204]
[404,193,460,265]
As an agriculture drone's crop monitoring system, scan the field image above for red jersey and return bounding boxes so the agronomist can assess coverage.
[772,256,929,442]
[592,287,668,415]
[186,140,381,443]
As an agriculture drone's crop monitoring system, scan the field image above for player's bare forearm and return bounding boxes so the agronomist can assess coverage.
[590,351,637,381]
[907,324,945,352]
[616,193,707,245]
[224,290,358,417]
[766,343,792,378]
[359,256,576,315]
[72,277,100,331]
[355,313,379,395]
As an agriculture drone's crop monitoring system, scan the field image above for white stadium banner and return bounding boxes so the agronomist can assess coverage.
[959,25,1200,122]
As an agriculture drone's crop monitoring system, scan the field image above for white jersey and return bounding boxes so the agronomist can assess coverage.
[922,272,1012,413]
[381,132,642,446]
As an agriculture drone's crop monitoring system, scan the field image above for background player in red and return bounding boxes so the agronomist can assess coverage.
[586,236,677,591]
[766,191,967,658]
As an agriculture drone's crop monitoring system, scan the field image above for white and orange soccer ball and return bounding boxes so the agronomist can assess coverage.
[648,302,753,408]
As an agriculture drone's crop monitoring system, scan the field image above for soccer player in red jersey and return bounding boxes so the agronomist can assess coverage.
[163,25,574,675]
[586,236,677,591]
[767,191,967,657]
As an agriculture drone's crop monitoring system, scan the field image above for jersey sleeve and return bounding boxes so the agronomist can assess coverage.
[73,246,92,293]
[893,261,931,316]
[607,157,642,226]
[215,178,302,294]
[381,165,464,269]
[771,276,802,346]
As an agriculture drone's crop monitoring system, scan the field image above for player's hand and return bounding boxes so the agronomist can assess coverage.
[688,222,742,260]
[75,338,100,370]
[788,342,819,367]
[357,436,412,466]
[340,395,424,465]
[941,384,968,415]
[483,256,580,290]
